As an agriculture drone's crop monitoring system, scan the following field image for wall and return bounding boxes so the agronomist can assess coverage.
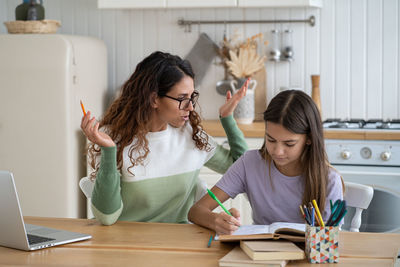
[1,0,399,120]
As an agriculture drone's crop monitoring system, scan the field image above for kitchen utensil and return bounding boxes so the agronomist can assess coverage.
[311,75,322,116]
[282,29,294,61]
[269,29,281,61]
[216,80,232,95]
[185,33,219,87]
[253,66,266,121]
[216,66,233,95]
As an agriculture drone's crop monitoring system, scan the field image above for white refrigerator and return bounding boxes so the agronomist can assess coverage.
[0,34,108,218]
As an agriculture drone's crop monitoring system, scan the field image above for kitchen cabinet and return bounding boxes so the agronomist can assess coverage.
[199,137,264,225]
[97,0,166,9]
[167,0,237,8]
[238,0,322,8]
[98,0,322,9]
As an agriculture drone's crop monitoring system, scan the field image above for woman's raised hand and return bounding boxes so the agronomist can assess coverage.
[81,111,115,148]
[214,208,241,235]
[218,78,250,118]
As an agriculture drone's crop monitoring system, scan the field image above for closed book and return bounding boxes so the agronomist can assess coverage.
[219,246,288,267]
[216,222,306,242]
[240,240,305,261]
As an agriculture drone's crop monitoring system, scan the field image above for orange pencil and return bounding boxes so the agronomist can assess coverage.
[80,100,86,116]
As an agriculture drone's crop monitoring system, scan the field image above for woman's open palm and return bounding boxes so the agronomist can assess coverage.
[219,78,249,118]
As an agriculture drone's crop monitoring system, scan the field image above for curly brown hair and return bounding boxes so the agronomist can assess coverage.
[88,51,211,179]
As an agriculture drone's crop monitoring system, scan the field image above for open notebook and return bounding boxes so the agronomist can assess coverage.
[215,222,306,242]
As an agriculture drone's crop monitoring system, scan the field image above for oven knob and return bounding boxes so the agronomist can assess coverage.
[360,147,372,159]
[381,151,391,161]
[341,150,351,160]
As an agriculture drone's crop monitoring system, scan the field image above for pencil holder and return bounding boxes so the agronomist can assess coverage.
[305,225,339,264]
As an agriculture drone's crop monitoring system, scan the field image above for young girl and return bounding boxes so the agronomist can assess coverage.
[81,51,249,225]
[188,90,343,235]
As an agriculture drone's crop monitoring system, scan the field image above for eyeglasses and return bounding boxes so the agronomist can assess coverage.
[162,91,199,110]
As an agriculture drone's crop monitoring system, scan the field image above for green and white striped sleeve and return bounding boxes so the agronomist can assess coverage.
[91,146,124,225]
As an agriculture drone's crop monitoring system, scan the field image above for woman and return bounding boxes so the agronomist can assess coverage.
[81,51,249,225]
[188,90,343,234]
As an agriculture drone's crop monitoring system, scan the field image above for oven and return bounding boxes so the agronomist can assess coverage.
[323,119,400,233]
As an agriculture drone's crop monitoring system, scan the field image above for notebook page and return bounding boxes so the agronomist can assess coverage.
[232,225,271,235]
[268,222,306,233]
[214,225,270,240]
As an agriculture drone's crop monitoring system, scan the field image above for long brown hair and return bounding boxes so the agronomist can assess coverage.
[88,51,210,178]
[259,90,330,214]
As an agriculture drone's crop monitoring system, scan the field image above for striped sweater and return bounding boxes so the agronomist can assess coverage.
[91,115,247,225]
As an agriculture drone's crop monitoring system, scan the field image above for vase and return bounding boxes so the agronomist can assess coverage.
[15,0,44,21]
[230,78,257,124]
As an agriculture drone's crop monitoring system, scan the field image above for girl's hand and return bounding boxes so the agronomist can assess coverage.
[81,111,116,148]
[214,208,241,235]
[219,78,250,118]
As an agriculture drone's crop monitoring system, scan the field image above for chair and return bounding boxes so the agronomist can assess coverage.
[343,181,374,232]
[79,177,95,218]
[79,176,94,199]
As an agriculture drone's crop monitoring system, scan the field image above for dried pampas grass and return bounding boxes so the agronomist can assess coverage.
[221,32,267,79]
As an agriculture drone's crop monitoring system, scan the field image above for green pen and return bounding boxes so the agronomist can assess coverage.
[207,189,232,216]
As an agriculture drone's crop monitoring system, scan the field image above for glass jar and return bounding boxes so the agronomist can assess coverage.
[269,29,281,62]
[282,29,294,61]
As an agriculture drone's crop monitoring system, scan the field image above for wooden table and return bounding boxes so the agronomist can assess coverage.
[0,217,399,266]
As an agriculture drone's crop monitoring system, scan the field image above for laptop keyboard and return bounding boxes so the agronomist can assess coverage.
[27,234,55,245]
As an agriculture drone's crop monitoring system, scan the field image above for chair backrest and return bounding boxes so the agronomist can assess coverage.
[79,177,95,219]
[343,181,374,232]
[79,176,94,199]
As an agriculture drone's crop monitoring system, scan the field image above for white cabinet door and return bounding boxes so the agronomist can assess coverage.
[237,0,322,8]
[98,0,321,8]
[98,0,166,9]
[167,0,237,8]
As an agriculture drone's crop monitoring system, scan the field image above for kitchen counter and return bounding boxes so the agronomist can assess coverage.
[203,120,265,138]
[202,120,400,140]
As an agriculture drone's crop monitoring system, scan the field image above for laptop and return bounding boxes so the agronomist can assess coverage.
[0,170,92,251]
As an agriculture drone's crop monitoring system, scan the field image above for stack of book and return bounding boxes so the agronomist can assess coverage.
[217,223,307,267]
[219,240,305,267]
